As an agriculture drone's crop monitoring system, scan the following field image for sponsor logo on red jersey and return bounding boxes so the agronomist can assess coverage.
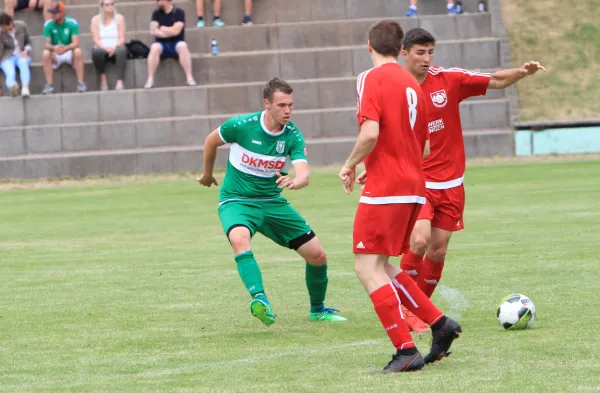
[428,118,445,134]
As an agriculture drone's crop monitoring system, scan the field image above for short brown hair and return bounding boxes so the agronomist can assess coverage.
[403,28,436,52]
[368,20,404,57]
[263,77,293,101]
[0,13,14,26]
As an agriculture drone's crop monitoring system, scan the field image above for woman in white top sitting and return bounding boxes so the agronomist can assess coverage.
[90,0,126,90]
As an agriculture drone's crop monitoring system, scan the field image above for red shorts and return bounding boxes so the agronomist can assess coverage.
[417,185,465,231]
[353,203,422,257]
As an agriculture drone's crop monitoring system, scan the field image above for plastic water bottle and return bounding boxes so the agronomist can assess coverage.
[211,39,219,56]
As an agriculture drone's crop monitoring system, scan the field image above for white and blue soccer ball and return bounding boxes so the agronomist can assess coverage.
[496,294,536,330]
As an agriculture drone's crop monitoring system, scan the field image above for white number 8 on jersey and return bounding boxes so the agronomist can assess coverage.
[406,87,418,130]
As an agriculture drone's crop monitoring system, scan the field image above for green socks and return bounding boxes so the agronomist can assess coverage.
[235,251,266,299]
[306,263,328,312]
[235,253,328,311]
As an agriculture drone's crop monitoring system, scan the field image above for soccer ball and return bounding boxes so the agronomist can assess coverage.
[496,294,536,330]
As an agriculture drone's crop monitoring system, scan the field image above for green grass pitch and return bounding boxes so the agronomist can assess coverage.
[1,159,600,392]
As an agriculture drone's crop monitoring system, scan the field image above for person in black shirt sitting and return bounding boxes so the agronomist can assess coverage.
[145,0,196,88]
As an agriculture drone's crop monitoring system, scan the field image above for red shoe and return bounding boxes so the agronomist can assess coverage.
[402,305,431,333]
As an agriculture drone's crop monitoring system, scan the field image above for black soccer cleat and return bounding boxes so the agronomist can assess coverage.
[424,316,462,364]
[379,348,425,373]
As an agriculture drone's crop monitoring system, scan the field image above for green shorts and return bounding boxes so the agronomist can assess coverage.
[218,198,313,249]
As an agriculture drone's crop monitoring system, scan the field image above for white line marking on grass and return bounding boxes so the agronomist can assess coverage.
[135,339,386,379]
[436,285,470,321]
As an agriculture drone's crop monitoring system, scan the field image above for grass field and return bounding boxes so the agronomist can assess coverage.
[1,159,600,392]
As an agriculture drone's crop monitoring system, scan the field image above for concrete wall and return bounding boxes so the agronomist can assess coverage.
[515,128,600,156]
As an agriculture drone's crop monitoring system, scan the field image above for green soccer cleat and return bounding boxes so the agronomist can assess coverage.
[250,297,276,327]
[309,307,348,322]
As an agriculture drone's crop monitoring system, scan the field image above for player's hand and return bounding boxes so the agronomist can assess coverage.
[275,172,296,189]
[356,170,367,191]
[339,165,355,195]
[520,61,546,76]
[196,175,218,187]
[356,170,367,185]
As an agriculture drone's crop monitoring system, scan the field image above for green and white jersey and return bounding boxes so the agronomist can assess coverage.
[218,111,308,205]
[43,17,80,46]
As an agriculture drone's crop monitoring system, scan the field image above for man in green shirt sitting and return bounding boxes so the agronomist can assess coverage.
[41,1,86,94]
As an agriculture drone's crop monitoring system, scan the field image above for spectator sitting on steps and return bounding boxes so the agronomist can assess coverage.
[405,0,462,16]
[240,0,253,26]
[195,0,224,28]
[90,0,126,91]
[41,2,86,94]
[3,0,50,21]
[145,0,196,89]
[0,13,32,97]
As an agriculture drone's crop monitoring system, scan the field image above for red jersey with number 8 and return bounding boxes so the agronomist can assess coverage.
[356,63,429,204]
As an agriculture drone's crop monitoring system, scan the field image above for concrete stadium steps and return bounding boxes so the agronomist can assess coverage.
[24,13,492,63]
[0,129,513,179]
[0,76,507,129]
[12,0,489,36]
[61,0,487,15]
[0,140,351,179]
[0,102,510,158]
[0,0,514,180]
[0,38,501,95]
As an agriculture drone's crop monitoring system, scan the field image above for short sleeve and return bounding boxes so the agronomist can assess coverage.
[456,68,491,102]
[356,70,381,125]
[71,20,80,35]
[289,131,307,164]
[43,21,51,38]
[175,8,185,23]
[218,116,239,144]
[151,10,159,22]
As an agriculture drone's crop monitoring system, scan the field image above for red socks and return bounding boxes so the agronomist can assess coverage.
[392,271,444,326]
[400,251,424,281]
[417,257,444,298]
[370,284,415,350]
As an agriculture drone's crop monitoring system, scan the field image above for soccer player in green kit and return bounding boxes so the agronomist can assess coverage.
[198,77,347,326]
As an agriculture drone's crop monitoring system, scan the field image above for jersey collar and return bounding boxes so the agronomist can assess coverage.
[260,111,286,136]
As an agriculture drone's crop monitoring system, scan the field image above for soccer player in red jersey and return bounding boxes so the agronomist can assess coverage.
[395,28,546,332]
[339,21,462,372]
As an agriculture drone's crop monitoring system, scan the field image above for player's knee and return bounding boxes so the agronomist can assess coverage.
[354,259,373,281]
[411,232,430,254]
[307,247,327,266]
[353,261,365,279]
[227,226,252,253]
[428,243,448,262]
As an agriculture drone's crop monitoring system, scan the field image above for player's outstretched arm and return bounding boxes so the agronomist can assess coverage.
[488,61,546,89]
[276,161,309,190]
[197,128,225,187]
[339,119,379,194]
